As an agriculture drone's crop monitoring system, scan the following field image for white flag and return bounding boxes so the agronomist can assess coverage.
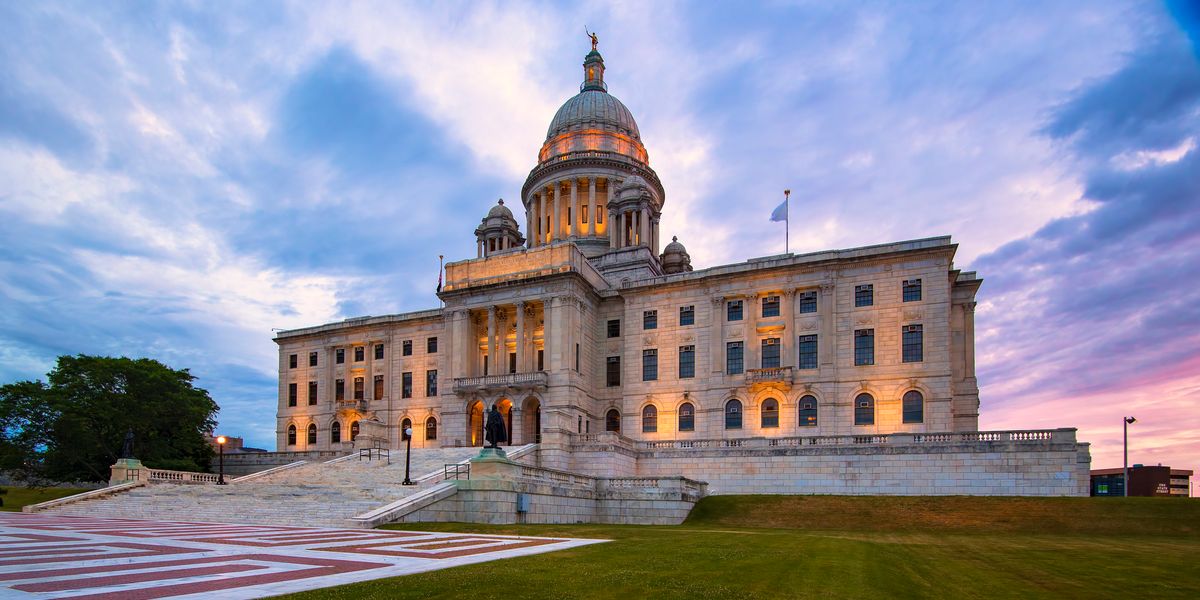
[770,198,788,222]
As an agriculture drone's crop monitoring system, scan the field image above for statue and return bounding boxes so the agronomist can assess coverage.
[119,428,135,459]
[586,28,598,51]
[484,405,508,448]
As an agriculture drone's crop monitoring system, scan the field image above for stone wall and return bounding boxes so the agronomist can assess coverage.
[217,451,347,477]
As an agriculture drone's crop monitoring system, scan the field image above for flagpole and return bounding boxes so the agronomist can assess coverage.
[784,189,791,254]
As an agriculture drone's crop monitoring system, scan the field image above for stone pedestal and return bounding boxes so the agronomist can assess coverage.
[109,458,144,486]
[470,450,520,480]
[355,419,389,450]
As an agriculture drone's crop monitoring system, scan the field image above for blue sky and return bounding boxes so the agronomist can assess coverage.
[1,1,1197,474]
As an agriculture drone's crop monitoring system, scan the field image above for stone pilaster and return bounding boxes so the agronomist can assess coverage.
[588,177,597,236]
[515,300,527,372]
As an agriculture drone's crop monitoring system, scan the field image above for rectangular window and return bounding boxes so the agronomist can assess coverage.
[643,310,657,330]
[427,337,438,353]
[288,354,297,369]
[309,351,318,367]
[509,352,517,374]
[537,349,545,371]
[855,284,874,307]
[374,343,384,360]
[727,300,743,321]
[567,207,572,226]
[762,295,780,318]
[582,205,589,224]
[798,291,817,314]
[335,378,345,402]
[679,305,694,326]
[575,343,580,372]
[308,381,318,405]
[903,324,924,363]
[287,383,297,407]
[903,279,922,302]
[402,340,412,356]
[426,370,438,396]
[353,377,364,401]
[373,375,384,399]
[726,341,744,374]
[761,338,781,369]
[855,329,875,366]
[642,349,658,381]
[798,335,818,369]
[606,356,621,387]
[607,319,621,338]
[679,345,695,379]
[335,348,345,364]
[401,372,412,398]
[354,346,365,362]
[597,204,604,223]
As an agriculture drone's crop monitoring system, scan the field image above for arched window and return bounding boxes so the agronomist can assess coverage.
[401,418,412,440]
[798,395,818,427]
[725,399,743,429]
[287,424,297,446]
[331,421,341,443]
[350,420,360,441]
[642,405,658,433]
[678,402,695,432]
[903,390,924,424]
[426,416,438,440]
[307,423,317,445]
[854,393,875,426]
[761,398,779,428]
[605,409,621,432]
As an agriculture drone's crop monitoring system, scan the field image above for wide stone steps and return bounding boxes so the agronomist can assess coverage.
[44,446,489,527]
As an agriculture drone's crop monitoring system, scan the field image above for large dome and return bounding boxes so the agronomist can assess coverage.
[546,90,641,142]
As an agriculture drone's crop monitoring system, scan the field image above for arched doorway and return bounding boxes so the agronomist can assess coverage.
[468,400,485,447]
[522,396,541,444]
[495,398,513,446]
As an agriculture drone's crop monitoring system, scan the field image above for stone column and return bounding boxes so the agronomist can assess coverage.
[365,342,374,402]
[639,207,650,247]
[609,207,618,248]
[569,179,578,238]
[964,301,977,375]
[819,283,835,367]
[588,177,597,236]
[526,203,534,249]
[486,306,497,376]
[477,239,483,258]
[448,310,465,381]
[545,297,561,372]
[552,183,561,242]
[710,296,725,374]
[652,217,660,255]
[782,290,796,368]
[747,294,761,370]
[325,344,335,405]
[515,301,527,372]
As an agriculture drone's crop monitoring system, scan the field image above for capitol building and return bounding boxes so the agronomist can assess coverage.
[273,44,1089,497]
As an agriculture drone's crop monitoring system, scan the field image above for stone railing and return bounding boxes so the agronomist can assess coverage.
[745,366,793,385]
[335,398,368,412]
[23,481,146,513]
[634,428,1076,450]
[147,469,222,484]
[602,476,707,498]
[519,464,597,489]
[453,371,548,393]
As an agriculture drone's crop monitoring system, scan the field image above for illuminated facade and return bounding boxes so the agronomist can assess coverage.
[275,45,1005,475]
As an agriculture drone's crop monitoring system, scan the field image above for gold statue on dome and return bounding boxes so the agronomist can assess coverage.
[586,28,598,51]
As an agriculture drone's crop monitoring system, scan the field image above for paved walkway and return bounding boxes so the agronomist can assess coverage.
[0,512,604,599]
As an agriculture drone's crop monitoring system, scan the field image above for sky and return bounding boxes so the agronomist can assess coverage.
[1,1,1197,477]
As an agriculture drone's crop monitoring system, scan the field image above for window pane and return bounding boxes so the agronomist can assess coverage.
[309,352,318,367]
[679,345,695,379]
[725,399,742,429]
[679,403,695,431]
[798,335,818,369]
[642,405,657,433]
[726,341,744,374]
[373,375,384,399]
[903,390,924,423]
[799,395,818,427]
[374,344,384,360]
[642,349,658,381]
[402,372,412,398]
[606,409,621,432]
[308,381,318,405]
[761,338,780,369]
[335,379,345,401]
[606,356,621,387]
[607,319,621,338]
[427,337,438,353]
[855,284,874,307]
[903,279,922,302]
[903,324,923,363]
[643,310,657,330]
[855,329,875,366]
[288,383,297,407]
[761,399,779,428]
[289,354,297,369]
[854,393,875,425]
[402,340,412,356]
[727,300,743,321]
[426,417,438,440]
[353,377,364,400]
[354,347,364,362]
[426,370,437,396]
[798,291,817,314]
[679,305,694,326]
[336,349,345,364]
[762,295,780,318]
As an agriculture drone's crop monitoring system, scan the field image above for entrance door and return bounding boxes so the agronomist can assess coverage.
[522,397,541,444]
[468,400,484,446]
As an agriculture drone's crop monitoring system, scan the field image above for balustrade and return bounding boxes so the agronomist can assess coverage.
[745,366,793,385]
[453,371,549,393]
[630,428,1074,450]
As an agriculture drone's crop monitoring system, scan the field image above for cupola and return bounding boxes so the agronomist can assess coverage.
[475,199,525,258]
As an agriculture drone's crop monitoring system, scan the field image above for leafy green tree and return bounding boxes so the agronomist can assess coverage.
[0,355,218,482]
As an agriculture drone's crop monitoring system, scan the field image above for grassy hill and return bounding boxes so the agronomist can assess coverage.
[284,495,1200,600]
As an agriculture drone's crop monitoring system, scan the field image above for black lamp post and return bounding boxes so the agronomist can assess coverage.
[216,435,227,485]
[1123,416,1136,497]
[402,427,414,485]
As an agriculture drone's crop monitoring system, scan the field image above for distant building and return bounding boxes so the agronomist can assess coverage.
[1091,465,1193,497]
[206,435,266,454]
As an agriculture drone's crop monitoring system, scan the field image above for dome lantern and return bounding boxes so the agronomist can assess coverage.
[475,199,525,258]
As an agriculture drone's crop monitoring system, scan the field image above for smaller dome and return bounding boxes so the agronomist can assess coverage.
[661,235,693,274]
[487,199,514,220]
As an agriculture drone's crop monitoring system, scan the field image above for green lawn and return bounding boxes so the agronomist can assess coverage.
[0,486,90,511]
[283,496,1200,600]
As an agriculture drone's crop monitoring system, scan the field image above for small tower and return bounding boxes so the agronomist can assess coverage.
[582,48,606,92]
[475,199,525,258]
[660,236,693,274]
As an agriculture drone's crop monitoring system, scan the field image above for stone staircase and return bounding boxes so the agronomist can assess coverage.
[44,446,508,528]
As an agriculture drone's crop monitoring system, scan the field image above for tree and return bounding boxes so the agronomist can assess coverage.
[0,355,218,482]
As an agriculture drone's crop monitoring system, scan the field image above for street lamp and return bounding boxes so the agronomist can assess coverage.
[216,435,227,485]
[1123,417,1136,497]
[402,427,415,486]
